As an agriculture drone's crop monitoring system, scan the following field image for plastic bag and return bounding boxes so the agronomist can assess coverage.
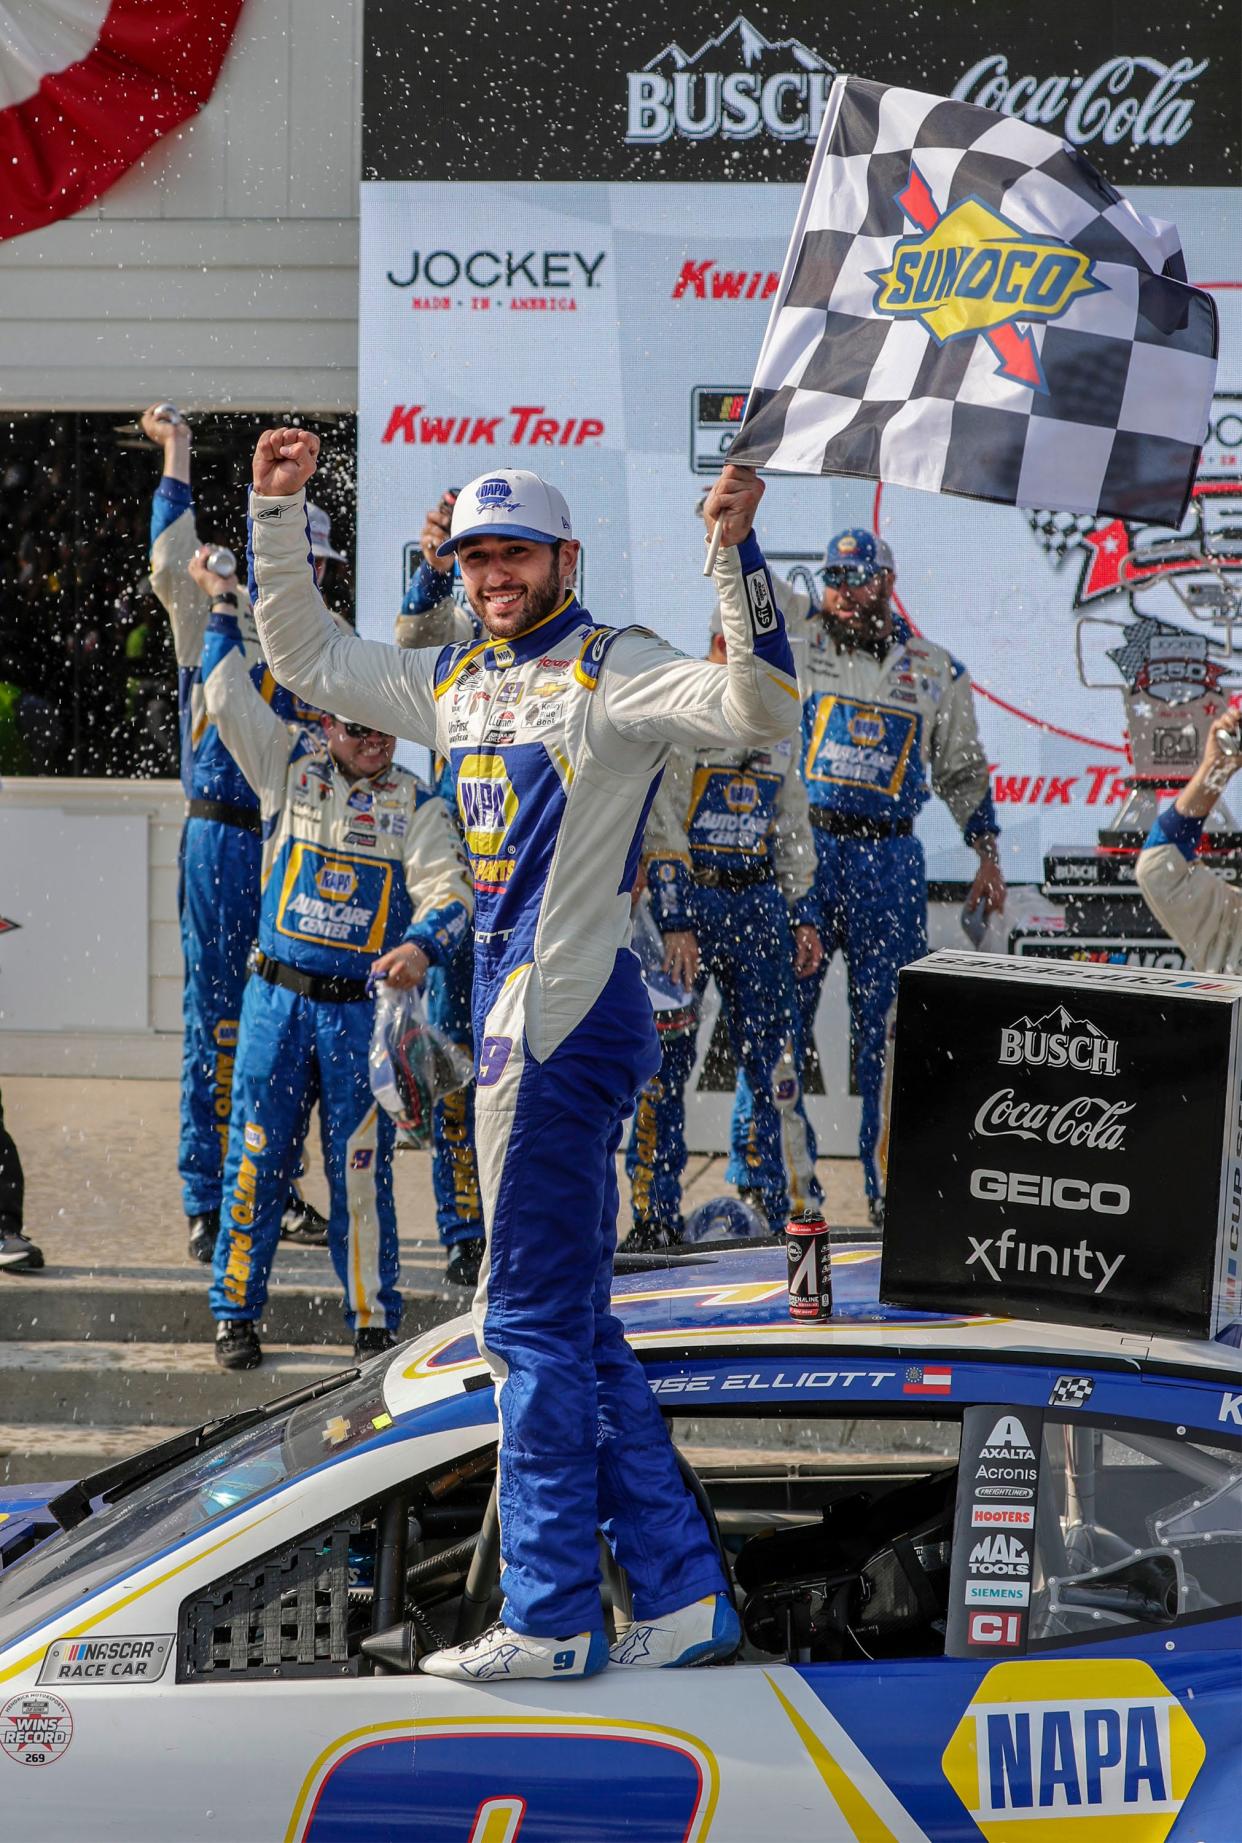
[368,980,473,1144]
[631,896,698,1036]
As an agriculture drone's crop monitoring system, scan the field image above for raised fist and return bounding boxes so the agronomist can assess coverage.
[252,426,320,497]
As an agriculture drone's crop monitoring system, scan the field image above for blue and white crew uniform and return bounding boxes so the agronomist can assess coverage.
[395,564,485,1259]
[745,533,998,1205]
[149,478,313,1224]
[201,611,471,1338]
[248,469,798,1665]
[1138,807,1242,970]
[628,730,817,1237]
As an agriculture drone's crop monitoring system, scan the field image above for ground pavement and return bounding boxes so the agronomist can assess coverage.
[0,1076,869,1483]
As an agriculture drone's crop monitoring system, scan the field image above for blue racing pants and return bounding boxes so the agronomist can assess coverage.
[472,951,727,1636]
[752,829,926,1201]
[177,816,260,1217]
[628,880,813,1232]
[211,975,401,1333]
[425,940,483,1248]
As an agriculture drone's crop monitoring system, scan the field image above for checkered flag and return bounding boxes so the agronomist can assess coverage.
[1025,508,1101,565]
[729,77,1218,525]
[1049,1375,1095,1408]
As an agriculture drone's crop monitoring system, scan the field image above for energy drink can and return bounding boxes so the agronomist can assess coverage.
[786,1211,832,1321]
[205,546,237,579]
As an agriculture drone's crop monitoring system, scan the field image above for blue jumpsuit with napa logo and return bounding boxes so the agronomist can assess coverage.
[396,562,485,1251]
[149,479,315,1219]
[199,611,472,1333]
[629,737,818,1233]
[735,587,997,1202]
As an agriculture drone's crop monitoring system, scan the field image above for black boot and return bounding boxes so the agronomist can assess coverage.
[626,1216,683,1252]
[445,1236,485,1288]
[0,1229,44,1272]
[354,1326,397,1362]
[214,1320,262,1370]
[280,1192,329,1246]
[187,1212,220,1265]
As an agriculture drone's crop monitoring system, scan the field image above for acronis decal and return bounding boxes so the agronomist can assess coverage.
[870,163,1103,392]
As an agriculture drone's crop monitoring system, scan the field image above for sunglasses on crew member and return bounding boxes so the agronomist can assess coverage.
[339,721,387,740]
[821,564,881,588]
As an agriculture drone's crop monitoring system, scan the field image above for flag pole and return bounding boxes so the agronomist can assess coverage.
[703,518,724,576]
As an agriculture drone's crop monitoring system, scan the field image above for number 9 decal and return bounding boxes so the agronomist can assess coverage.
[477,1036,513,1088]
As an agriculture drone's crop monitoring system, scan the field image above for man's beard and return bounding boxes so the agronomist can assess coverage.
[467,556,565,636]
[823,604,890,652]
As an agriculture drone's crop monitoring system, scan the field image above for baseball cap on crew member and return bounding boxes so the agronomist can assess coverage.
[307,501,346,562]
[436,469,573,558]
[822,528,894,575]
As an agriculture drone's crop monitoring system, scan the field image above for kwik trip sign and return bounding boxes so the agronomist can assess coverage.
[364,1,1238,184]
[882,952,1242,1339]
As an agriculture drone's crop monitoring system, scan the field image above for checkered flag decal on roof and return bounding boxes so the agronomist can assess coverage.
[729,76,1218,525]
[1049,1375,1095,1408]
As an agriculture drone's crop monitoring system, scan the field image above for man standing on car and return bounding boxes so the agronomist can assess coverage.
[246,434,798,1681]
[736,529,1004,1228]
[196,556,472,1370]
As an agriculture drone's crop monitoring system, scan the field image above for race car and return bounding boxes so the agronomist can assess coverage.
[0,1240,1239,1842]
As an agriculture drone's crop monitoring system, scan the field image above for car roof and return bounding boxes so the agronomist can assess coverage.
[384,1240,1242,1419]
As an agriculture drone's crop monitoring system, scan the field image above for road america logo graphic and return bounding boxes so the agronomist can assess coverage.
[871,165,1102,393]
[942,1659,1205,1841]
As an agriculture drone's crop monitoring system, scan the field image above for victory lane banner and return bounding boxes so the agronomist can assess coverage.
[881,950,1242,1339]
[729,76,1218,524]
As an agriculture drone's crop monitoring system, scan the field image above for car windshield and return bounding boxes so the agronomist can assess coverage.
[0,1370,389,1654]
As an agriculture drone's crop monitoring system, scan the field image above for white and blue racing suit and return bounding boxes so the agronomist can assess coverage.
[735,584,997,1202]
[149,478,314,1219]
[201,608,472,1334]
[249,489,800,1639]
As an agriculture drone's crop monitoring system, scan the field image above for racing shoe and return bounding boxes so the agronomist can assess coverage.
[214,1320,262,1370]
[280,1192,329,1246]
[0,1229,44,1272]
[867,1196,885,1232]
[187,1211,220,1265]
[445,1236,484,1288]
[626,1215,682,1252]
[609,1593,741,1669]
[354,1327,396,1363]
[420,1621,608,1682]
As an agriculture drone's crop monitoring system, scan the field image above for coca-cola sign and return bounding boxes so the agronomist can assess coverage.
[973,1090,1134,1151]
[951,54,1208,151]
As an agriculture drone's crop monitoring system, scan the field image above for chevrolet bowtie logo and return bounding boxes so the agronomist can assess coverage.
[870,163,1103,393]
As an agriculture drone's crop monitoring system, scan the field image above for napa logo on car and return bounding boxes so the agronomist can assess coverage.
[870,162,1103,391]
[942,1659,1205,1842]
[315,860,358,902]
[457,753,518,859]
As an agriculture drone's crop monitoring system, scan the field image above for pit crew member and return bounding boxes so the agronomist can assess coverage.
[142,404,329,1261]
[1137,707,1242,967]
[740,528,1003,1228]
[628,599,821,1244]
[392,489,486,1288]
[246,437,798,1681]
[199,572,472,1370]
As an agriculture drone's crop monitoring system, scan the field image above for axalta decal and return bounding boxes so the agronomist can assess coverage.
[626,15,835,146]
[381,405,604,446]
[871,166,1101,392]
[942,1659,1205,1840]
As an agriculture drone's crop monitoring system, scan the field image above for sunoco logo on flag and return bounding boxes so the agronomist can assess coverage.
[729,75,1217,524]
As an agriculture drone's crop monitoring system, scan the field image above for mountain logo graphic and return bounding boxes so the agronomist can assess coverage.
[626,14,837,146]
[998,1005,1120,1077]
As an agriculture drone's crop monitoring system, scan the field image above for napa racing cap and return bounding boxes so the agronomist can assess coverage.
[822,529,894,577]
[436,469,573,557]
